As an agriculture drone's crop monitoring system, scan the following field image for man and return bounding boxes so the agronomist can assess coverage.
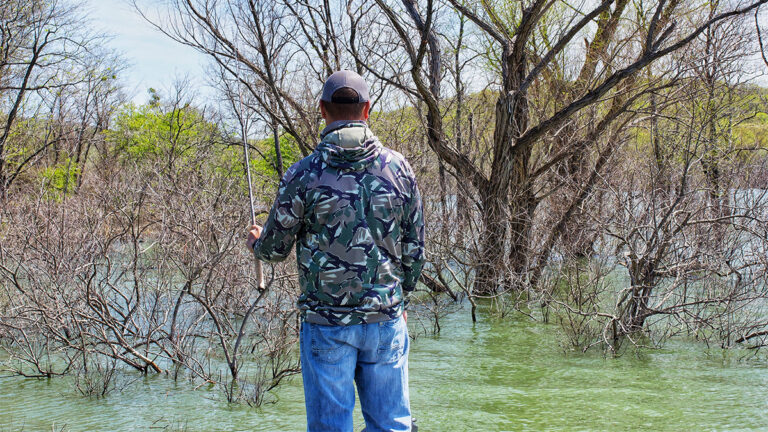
[246,70,425,432]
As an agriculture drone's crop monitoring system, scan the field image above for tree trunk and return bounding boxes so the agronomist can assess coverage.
[474,67,532,294]
[475,191,509,294]
[273,116,284,178]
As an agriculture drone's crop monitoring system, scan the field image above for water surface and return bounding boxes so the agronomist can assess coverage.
[1,310,767,431]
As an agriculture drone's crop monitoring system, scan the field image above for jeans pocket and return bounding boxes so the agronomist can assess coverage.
[309,323,348,364]
[378,317,406,364]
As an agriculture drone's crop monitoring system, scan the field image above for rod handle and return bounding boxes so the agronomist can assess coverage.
[255,259,265,290]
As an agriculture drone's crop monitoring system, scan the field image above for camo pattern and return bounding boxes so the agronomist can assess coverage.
[252,122,425,325]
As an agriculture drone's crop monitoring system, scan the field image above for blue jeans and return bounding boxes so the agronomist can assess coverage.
[300,315,411,432]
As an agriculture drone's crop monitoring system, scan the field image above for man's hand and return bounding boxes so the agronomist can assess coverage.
[247,224,262,250]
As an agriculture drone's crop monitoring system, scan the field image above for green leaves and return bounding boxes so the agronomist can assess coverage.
[40,157,79,197]
[106,102,217,163]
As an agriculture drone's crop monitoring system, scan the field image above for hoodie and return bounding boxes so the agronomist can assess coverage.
[252,121,425,325]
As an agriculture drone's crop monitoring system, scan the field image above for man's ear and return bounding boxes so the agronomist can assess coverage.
[362,101,371,121]
[319,100,328,122]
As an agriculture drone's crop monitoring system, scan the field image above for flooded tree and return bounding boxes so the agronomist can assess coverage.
[371,0,768,296]
[543,6,768,351]
[0,86,300,403]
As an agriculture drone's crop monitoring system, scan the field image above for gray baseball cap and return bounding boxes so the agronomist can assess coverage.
[320,70,370,104]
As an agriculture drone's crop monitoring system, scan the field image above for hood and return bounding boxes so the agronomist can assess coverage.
[316,121,381,170]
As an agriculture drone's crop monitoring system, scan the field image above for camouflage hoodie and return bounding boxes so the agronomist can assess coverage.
[252,120,425,325]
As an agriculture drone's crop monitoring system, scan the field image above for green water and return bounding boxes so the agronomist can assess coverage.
[2,310,767,431]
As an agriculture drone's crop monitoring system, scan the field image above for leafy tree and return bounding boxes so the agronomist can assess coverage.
[107,100,219,169]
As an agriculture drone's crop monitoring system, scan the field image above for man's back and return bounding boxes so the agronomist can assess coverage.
[252,120,424,326]
[247,70,422,432]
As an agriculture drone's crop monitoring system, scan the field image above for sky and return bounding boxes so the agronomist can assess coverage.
[84,0,767,105]
[85,0,211,104]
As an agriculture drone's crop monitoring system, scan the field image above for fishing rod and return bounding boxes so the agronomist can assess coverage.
[235,43,266,291]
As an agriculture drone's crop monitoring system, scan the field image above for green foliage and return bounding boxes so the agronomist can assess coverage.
[620,81,768,169]
[249,133,303,193]
[202,130,303,205]
[253,133,302,177]
[106,102,218,163]
[100,97,307,209]
[40,158,79,195]
[734,111,768,152]
[2,116,49,170]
